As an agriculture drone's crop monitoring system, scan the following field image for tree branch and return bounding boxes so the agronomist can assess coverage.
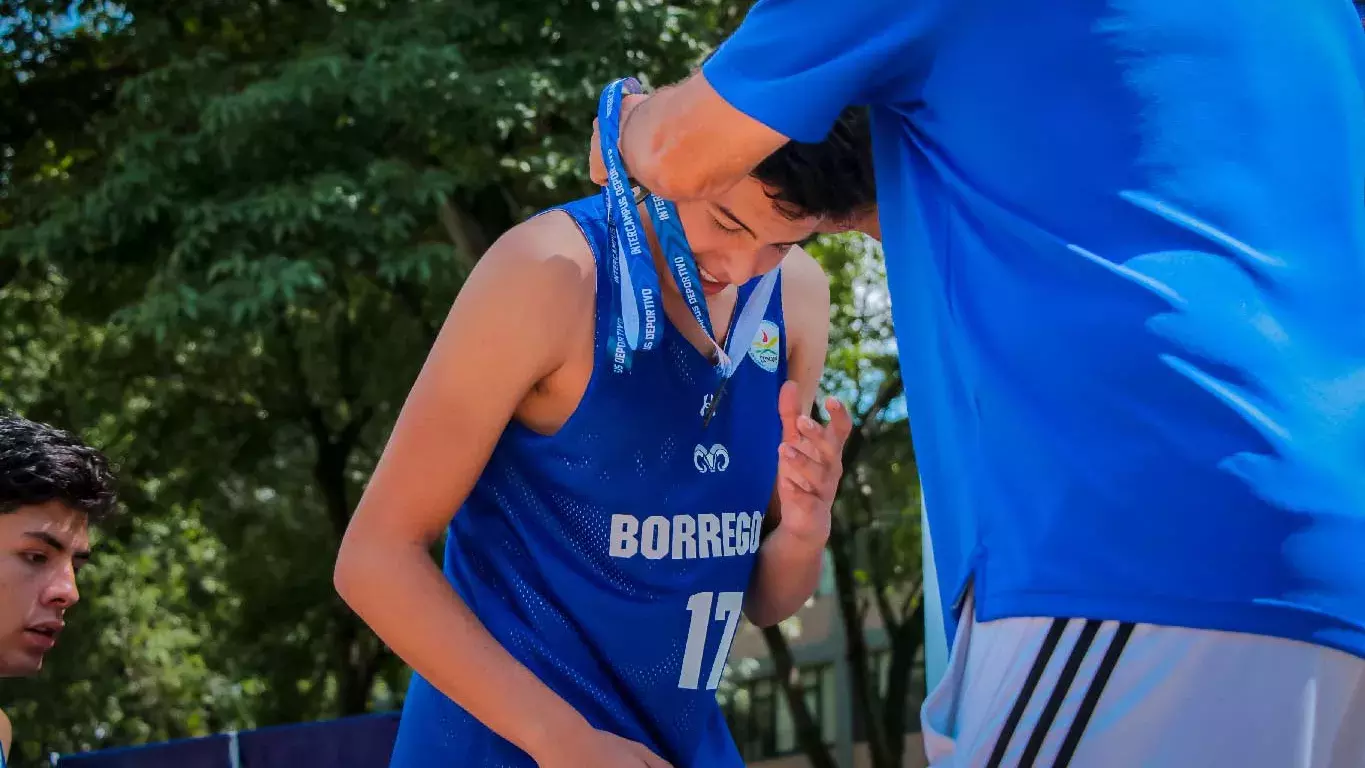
[331,281,373,464]
[393,279,438,345]
[860,492,903,631]
[280,317,354,537]
[334,273,359,406]
[841,370,905,471]
[871,571,900,635]
[899,581,923,620]
[279,317,323,433]
[436,197,488,271]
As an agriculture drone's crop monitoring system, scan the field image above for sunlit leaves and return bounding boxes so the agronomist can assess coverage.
[1,0,752,762]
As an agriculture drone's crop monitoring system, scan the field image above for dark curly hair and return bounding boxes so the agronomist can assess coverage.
[751,106,876,223]
[0,412,118,522]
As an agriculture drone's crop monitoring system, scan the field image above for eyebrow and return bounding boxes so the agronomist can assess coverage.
[714,204,756,238]
[23,531,92,562]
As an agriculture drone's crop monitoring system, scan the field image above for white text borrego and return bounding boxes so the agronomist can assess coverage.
[609,511,764,561]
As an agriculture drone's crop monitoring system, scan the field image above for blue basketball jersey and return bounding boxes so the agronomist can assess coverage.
[389,195,787,767]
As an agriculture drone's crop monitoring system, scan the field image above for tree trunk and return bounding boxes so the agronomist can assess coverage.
[311,422,352,537]
[436,198,489,270]
[829,521,896,767]
[813,369,907,768]
[761,624,840,768]
[0,255,18,292]
[881,599,926,767]
[335,612,382,715]
[305,388,380,716]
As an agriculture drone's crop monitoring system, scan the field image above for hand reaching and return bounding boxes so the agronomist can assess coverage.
[775,381,853,546]
[589,93,649,187]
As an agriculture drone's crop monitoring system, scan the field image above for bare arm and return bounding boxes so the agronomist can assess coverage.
[618,73,791,203]
[745,490,828,628]
[334,214,596,759]
[744,248,836,627]
[607,0,926,208]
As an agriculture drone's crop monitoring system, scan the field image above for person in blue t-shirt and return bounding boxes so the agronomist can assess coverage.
[591,1,1365,765]
[0,414,116,767]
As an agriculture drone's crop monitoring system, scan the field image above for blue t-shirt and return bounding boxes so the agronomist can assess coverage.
[705,0,1365,659]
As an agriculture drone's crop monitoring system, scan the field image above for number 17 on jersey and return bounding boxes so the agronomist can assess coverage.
[678,591,744,690]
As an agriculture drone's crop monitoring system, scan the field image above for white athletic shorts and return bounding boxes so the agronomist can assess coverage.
[921,594,1365,768]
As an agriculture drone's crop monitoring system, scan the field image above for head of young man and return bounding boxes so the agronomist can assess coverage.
[666,106,875,294]
[0,413,116,677]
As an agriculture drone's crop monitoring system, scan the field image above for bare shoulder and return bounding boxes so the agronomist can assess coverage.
[781,245,831,302]
[776,246,832,390]
[473,209,598,306]
[493,209,597,271]
[445,208,599,374]
[779,245,832,335]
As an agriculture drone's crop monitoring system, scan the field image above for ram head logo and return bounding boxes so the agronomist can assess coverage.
[693,443,730,473]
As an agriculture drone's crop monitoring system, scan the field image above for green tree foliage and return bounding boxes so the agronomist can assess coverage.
[2,2,924,765]
[2,0,747,759]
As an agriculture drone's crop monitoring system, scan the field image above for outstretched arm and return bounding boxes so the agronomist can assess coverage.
[613,0,927,202]
[617,74,789,203]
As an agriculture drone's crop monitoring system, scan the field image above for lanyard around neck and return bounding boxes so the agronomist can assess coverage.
[598,78,780,424]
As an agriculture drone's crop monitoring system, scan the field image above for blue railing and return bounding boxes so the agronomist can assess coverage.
[53,713,400,768]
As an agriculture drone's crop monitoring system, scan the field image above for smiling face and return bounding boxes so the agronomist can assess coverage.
[672,177,819,295]
[0,501,89,676]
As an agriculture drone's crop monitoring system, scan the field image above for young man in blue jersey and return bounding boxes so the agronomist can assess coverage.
[590,1,1365,766]
[335,109,876,767]
[0,413,116,766]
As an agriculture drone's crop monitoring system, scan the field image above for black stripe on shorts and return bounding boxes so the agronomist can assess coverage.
[985,619,1137,767]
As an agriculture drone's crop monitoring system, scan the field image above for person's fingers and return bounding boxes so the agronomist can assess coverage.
[825,396,854,444]
[779,446,821,494]
[777,380,802,444]
[589,118,608,186]
[784,435,825,465]
[626,739,673,768]
[591,93,648,188]
[794,416,839,464]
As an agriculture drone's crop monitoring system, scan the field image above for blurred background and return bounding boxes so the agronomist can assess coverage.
[1,1,930,765]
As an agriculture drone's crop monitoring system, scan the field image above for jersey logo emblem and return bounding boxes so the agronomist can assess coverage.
[693,443,730,473]
[748,320,780,373]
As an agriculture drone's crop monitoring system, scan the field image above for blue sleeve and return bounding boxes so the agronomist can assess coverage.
[701,0,934,142]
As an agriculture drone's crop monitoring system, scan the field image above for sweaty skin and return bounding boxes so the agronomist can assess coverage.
[336,177,841,766]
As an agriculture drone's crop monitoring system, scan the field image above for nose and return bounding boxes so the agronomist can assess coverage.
[41,562,80,609]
